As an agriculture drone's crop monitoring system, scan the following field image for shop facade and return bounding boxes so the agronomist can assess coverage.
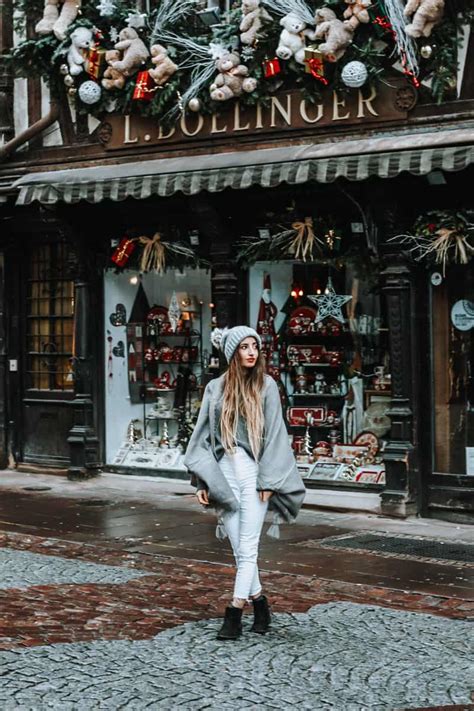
[0,2,473,522]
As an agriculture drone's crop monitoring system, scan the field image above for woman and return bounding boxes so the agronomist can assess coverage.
[184,326,305,641]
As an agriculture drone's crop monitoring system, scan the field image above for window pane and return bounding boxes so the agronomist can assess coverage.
[26,242,75,392]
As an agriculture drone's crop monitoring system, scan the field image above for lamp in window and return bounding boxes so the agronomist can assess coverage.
[197,0,221,27]
[181,294,198,321]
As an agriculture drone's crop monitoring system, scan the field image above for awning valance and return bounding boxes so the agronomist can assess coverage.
[11,130,474,206]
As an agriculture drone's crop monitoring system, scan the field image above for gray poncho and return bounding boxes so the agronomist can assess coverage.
[184,374,306,533]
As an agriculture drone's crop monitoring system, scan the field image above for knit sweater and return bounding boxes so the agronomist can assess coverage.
[184,374,306,523]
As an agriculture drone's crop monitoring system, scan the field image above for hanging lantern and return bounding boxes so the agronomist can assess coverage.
[78,80,102,105]
[304,47,327,84]
[111,237,136,267]
[133,71,157,101]
[341,61,368,88]
[262,57,281,79]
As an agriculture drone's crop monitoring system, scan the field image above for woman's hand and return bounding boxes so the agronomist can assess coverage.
[196,489,209,506]
[259,490,273,502]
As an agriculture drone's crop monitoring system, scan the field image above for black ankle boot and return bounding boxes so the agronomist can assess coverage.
[250,595,271,634]
[216,606,243,640]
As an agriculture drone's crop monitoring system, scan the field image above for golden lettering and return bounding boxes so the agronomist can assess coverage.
[123,115,138,144]
[270,95,292,127]
[255,102,264,129]
[157,123,176,140]
[211,112,227,134]
[233,102,250,131]
[180,113,204,137]
[332,92,350,121]
[299,99,323,124]
[357,86,379,118]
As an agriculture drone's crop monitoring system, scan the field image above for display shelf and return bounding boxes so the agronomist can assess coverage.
[288,423,342,429]
[291,393,346,398]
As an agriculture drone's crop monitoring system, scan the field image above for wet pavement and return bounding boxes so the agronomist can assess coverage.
[0,470,473,710]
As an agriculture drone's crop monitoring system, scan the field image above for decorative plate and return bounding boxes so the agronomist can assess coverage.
[353,431,379,456]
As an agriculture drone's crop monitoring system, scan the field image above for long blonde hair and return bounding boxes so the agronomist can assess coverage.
[220,345,265,460]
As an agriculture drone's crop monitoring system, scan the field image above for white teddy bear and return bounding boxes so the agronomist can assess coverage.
[67,26,93,76]
[276,12,308,65]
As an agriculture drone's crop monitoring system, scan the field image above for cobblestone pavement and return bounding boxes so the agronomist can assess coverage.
[1,602,473,710]
[0,548,147,589]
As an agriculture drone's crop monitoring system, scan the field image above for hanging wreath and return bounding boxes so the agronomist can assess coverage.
[389,210,474,274]
[110,232,209,273]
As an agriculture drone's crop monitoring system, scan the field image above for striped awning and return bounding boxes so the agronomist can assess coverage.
[12,135,474,206]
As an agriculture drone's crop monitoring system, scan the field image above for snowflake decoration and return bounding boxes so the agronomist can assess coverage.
[97,0,116,17]
[307,277,352,324]
[126,12,147,29]
[109,25,119,43]
[241,46,255,62]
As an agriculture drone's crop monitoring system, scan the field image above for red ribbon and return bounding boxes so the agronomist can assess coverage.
[307,58,328,84]
[373,15,420,88]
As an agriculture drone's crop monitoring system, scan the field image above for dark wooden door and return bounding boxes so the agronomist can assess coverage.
[8,238,76,467]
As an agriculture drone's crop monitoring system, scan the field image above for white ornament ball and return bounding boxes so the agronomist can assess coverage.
[63,74,75,88]
[78,80,102,105]
[188,98,201,112]
[59,63,69,75]
[420,44,433,59]
[341,61,368,88]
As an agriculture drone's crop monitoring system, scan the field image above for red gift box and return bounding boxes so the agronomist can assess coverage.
[262,57,281,78]
[133,71,157,102]
[111,237,136,267]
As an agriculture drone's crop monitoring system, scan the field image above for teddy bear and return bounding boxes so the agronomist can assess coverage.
[101,50,126,90]
[311,8,354,62]
[148,44,178,86]
[239,0,272,46]
[110,27,150,77]
[35,0,82,41]
[209,51,257,101]
[343,0,372,29]
[404,0,445,37]
[66,26,93,76]
[276,12,308,65]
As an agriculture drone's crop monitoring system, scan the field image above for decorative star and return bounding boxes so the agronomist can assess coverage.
[126,12,147,29]
[307,277,352,323]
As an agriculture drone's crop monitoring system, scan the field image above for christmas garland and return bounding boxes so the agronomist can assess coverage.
[8,0,473,124]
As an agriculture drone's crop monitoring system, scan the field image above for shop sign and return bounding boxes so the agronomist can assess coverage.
[451,300,474,331]
[98,84,414,151]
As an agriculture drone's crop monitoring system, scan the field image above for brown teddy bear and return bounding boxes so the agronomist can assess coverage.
[343,0,372,29]
[312,8,354,62]
[111,27,150,77]
[404,0,445,37]
[209,51,257,101]
[102,50,126,90]
[239,0,272,46]
[35,0,81,41]
[148,44,178,87]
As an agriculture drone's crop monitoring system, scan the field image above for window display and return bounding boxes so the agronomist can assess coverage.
[104,268,211,472]
[249,261,391,485]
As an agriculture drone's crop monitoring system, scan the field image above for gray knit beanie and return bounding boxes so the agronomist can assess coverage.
[211,326,262,363]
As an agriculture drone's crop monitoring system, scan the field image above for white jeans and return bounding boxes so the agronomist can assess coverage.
[219,447,269,600]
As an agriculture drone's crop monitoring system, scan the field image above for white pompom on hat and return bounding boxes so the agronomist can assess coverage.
[211,326,262,363]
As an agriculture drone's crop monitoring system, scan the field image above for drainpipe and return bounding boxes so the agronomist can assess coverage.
[0,100,59,163]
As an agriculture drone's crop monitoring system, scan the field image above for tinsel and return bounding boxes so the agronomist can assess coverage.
[150,0,196,44]
[262,0,315,26]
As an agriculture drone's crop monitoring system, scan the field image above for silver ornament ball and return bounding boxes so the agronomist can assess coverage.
[68,87,77,97]
[420,44,433,59]
[59,63,69,75]
[188,97,201,112]
[63,74,75,88]
[78,80,102,105]
[341,61,368,88]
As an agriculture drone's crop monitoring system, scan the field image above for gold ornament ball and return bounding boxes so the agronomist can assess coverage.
[420,45,433,59]
[188,97,201,112]
[63,74,75,87]
[68,87,77,97]
[59,63,69,75]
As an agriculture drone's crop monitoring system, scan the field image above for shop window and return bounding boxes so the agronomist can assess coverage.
[250,262,390,486]
[26,242,75,392]
[431,268,474,476]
